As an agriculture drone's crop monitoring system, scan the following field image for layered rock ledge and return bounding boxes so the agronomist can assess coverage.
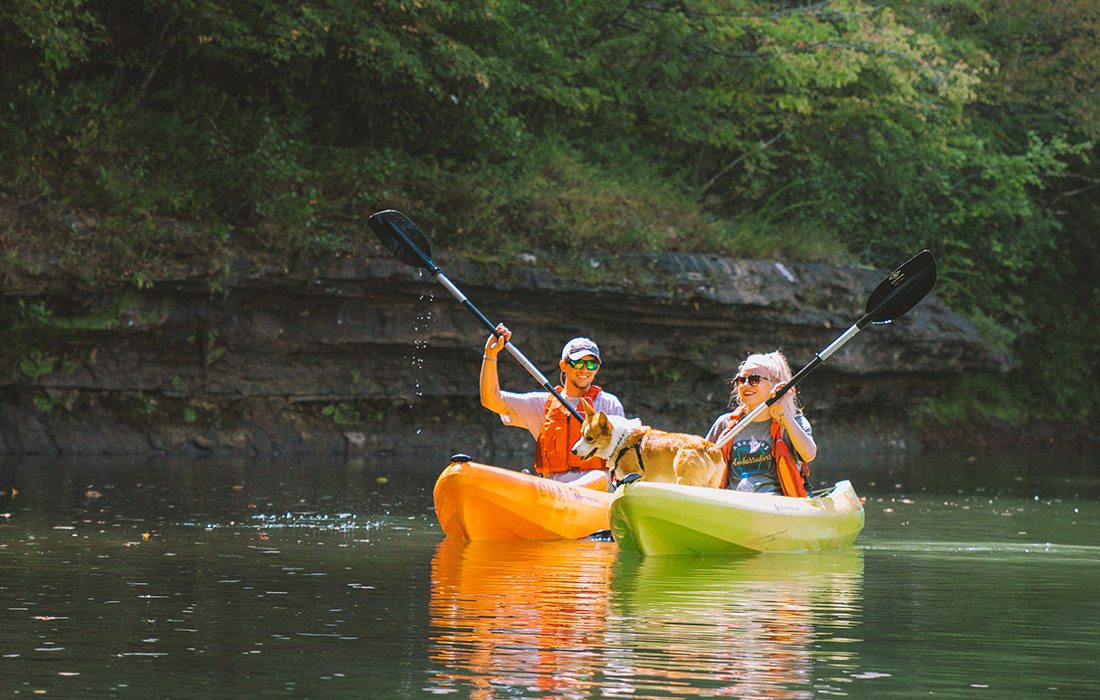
[0,249,1005,460]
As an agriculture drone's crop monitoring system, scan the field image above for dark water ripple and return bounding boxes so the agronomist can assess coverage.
[2,449,1099,697]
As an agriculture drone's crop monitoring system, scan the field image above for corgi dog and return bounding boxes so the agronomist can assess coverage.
[571,398,727,488]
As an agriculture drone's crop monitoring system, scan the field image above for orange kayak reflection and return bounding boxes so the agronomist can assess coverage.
[428,537,617,698]
[428,539,864,698]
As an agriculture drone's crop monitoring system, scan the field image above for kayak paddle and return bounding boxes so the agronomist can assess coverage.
[714,249,937,448]
[368,209,585,422]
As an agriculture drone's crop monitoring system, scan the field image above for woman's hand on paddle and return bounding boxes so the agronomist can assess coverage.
[768,381,816,461]
[483,323,511,359]
[767,382,797,422]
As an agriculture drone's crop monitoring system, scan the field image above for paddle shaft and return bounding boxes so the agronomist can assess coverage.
[384,217,585,423]
[713,264,932,449]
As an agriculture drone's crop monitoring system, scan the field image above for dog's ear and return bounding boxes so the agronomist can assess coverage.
[579,397,596,418]
[596,411,610,431]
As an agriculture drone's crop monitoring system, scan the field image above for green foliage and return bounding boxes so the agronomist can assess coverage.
[132,391,159,417]
[912,373,1025,427]
[18,350,57,380]
[33,392,62,414]
[648,366,682,384]
[0,0,102,84]
[203,330,226,367]
[8,291,154,333]
[892,0,1100,427]
[0,0,1097,426]
[17,299,52,324]
[322,402,359,427]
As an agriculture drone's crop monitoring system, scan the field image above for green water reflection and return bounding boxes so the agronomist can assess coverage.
[1,449,1098,698]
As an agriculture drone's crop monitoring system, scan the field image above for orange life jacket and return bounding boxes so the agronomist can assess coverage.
[718,406,809,497]
[534,385,608,476]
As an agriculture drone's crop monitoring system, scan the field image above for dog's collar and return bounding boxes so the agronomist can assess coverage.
[612,442,645,490]
[614,442,643,469]
[607,421,640,457]
[614,441,645,474]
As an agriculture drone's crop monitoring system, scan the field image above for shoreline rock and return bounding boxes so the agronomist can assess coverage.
[0,248,1007,457]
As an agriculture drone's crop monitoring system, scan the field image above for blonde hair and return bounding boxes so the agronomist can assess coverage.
[728,350,802,410]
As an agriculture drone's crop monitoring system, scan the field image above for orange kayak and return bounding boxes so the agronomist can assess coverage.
[433,459,613,541]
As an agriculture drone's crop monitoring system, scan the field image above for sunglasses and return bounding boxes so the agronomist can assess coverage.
[566,358,601,371]
[735,374,773,387]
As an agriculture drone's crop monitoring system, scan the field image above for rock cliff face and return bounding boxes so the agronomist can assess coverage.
[0,248,1005,460]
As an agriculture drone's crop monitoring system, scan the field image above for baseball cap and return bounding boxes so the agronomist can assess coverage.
[561,337,601,361]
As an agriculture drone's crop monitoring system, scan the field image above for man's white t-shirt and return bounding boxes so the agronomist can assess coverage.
[498,390,625,438]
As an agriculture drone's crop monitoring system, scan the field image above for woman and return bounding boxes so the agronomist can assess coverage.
[704,351,816,496]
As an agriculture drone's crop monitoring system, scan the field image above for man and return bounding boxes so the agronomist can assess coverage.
[480,323,624,488]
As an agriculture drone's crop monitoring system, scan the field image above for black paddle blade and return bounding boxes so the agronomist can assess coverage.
[863,249,937,325]
[368,209,434,270]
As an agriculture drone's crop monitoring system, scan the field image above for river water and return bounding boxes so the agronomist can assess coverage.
[2,448,1098,698]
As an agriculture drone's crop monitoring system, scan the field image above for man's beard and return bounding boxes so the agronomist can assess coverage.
[569,376,593,392]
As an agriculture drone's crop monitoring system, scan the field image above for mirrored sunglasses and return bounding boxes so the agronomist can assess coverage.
[566,358,600,371]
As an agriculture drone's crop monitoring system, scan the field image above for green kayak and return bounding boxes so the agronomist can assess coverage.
[610,480,865,556]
